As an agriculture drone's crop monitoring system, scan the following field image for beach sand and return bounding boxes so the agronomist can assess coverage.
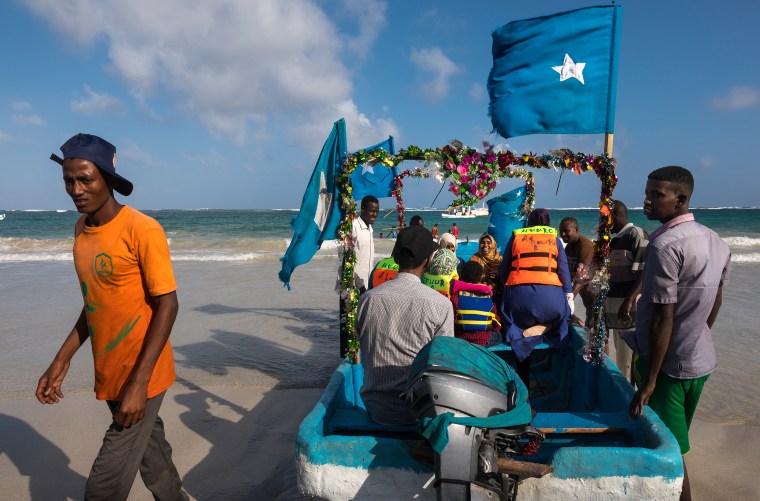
[1,260,757,500]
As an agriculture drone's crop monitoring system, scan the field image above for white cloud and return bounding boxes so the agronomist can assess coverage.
[468,82,486,101]
[11,101,33,111]
[185,148,227,170]
[24,0,392,148]
[289,99,399,155]
[70,86,127,116]
[12,114,45,126]
[410,47,462,102]
[711,86,760,111]
[118,144,160,168]
[340,0,387,58]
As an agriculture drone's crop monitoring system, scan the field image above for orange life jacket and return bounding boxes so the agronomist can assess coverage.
[369,257,398,289]
[506,226,562,287]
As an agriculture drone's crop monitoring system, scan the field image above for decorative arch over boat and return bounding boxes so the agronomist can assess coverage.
[336,140,618,364]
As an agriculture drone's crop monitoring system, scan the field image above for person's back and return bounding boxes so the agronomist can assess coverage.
[451,261,501,347]
[358,226,454,425]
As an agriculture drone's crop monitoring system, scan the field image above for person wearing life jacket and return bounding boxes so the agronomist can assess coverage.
[499,208,573,364]
[368,257,399,289]
[451,261,502,347]
[421,248,458,298]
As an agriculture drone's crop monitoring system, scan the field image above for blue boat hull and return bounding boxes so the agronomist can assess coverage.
[296,326,684,500]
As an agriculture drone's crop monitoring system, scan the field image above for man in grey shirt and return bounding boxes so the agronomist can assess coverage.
[358,225,454,425]
[628,166,730,501]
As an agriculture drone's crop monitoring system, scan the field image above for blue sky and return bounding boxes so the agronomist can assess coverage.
[1,0,759,210]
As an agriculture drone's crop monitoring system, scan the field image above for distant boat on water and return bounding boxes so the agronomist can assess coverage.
[0,213,5,221]
[441,203,488,218]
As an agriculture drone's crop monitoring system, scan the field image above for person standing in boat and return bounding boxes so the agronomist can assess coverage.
[629,166,730,501]
[339,195,379,358]
[36,133,188,500]
[605,200,648,383]
[559,217,596,326]
[357,225,453,425]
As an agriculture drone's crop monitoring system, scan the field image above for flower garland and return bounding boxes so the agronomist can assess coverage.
[336,142,617,364]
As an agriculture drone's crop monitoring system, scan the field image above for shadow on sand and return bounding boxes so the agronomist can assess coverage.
[173,305,339,500]
[0,413,88,500]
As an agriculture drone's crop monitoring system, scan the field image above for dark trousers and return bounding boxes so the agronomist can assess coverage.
[85,391,188,501]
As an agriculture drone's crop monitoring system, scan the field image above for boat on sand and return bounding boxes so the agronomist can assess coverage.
[296,326,683,500]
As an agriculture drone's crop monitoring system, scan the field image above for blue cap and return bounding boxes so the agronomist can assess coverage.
[50,133,133,196]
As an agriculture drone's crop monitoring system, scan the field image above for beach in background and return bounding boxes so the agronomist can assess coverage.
[1,208,758,499]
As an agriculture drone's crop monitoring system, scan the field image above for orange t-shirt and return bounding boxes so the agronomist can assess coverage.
[73,206,177,400]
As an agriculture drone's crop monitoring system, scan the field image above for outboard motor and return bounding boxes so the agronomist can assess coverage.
[403,337,543,501]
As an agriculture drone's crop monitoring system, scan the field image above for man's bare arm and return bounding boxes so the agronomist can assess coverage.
[36,307,89,404]
[116,291,179,427]
[629,302,675,417]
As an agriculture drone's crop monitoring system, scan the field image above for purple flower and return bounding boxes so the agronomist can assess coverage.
[470,184,477,194]
[460,175,469,183]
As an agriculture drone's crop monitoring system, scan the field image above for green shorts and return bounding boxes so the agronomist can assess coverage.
[633,357,710,455]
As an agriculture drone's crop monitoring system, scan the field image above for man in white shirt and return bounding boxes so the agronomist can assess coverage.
[352,195,379,293]
[340,195,379,357]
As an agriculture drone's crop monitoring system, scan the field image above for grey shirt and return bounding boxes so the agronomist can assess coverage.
[358,272,454,425]
[632,219,731,379]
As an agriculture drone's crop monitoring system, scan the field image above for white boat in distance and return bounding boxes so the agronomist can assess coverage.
[441,204,488,218]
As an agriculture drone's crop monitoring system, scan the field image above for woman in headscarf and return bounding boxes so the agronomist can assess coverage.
[498,208,573,380]
[438,232,465,274]
[469,233,502,293]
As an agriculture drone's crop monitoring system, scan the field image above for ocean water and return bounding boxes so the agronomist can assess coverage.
[1,207,758,425]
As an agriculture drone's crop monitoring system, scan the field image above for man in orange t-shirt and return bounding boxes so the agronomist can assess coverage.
[36,134,187,500]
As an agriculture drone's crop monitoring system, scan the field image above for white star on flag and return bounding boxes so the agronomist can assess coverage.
[552,53,586,85]
[313,170,333,232]
[361,163,375,175]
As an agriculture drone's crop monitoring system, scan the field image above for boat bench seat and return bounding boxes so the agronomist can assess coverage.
[328,408,421,438]
[531,412,633,434]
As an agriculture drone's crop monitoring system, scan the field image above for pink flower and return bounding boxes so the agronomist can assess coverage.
[485,153,496,164]
[487,181,496,190]
[472,152,481,162]
[470,184,477,194]
[476,189,486,199]
[463,155,472,165]
[457,164,468,176]
[460,175,469,183]
[446,160,455,170]
[450,185,460,195]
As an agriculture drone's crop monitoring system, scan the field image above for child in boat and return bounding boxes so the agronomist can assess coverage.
[450,261,502,347]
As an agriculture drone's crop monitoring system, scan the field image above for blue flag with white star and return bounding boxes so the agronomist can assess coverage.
[350,136,397,201]
[279,119,346,289]
[488,5,621,139]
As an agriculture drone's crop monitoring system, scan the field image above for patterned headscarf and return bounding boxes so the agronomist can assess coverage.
[428,248,457,276]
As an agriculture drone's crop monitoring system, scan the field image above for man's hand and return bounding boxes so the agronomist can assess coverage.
[629,382,655,418]
[36,359,71,404]
[618,297,635,325]
[115,381,149,427]
[570,314,585,327]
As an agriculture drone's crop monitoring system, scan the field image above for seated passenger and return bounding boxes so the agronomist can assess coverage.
[469,233,503,301]
[357,226,454,425]
[421,248,458,298]
[438,232,465,273]
[451,261,502,347]
[499,209,573,362]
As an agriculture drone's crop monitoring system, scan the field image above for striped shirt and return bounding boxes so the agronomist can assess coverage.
[358,272,454,425]
[605,223,648,329]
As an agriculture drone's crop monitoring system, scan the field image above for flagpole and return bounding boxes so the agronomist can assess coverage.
[604,133,614,156]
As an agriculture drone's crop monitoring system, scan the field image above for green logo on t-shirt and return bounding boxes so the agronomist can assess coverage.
[95,253,113,278]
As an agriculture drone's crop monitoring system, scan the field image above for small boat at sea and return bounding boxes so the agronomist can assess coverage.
[0,213,5,221]
[441,206,476,218]
[296,326,683,500]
